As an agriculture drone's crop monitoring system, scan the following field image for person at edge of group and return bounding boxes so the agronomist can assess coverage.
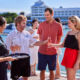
[54,17,63,79]
[6,15,49,80]
[48,16,80,80]
[28,19,39,76]
[0,16,16,80]
[37,8,63,80]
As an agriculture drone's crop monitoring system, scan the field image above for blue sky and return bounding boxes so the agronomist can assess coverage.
[0,0,80,14]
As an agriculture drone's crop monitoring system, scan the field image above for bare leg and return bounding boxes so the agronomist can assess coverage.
[34,63,37,75]
[40,70,45,80]
[23,77,28,80]
[66,68,76,80]
[31,65,34,75]
[49,70,55,80]
[55,55,61,79]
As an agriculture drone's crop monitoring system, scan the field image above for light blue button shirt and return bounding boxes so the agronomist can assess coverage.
[6,29,37,54]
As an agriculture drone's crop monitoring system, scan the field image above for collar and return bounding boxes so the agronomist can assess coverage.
[15,29,25,34]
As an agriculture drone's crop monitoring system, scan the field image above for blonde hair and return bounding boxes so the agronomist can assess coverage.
[14,15,27,26]
[69,16,80,30]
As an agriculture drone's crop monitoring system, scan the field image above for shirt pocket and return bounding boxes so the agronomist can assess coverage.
[22,35,30,47]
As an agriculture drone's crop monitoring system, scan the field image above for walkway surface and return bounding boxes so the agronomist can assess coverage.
[8,71,80,80]
[28,73,67,80]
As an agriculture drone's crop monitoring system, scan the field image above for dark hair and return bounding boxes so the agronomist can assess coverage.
[32,19,38,26]
[0,16,6,27]
[45,8,53,14]
[55,18,61,23]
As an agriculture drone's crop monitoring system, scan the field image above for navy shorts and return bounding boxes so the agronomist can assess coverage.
[38,52,57,71]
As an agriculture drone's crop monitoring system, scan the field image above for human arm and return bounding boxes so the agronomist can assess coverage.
[30,36,49,46]
[74,33,80,69]
[48,23,63,49]
[0,57,16,62]
[57,23,63,44]
[48,32,69,48]
[29,23,47,46]
[6,32,21,52]
[33,36,39,39]
[33,39,49,46]
[48,24,63,48]
[48,43,63,48]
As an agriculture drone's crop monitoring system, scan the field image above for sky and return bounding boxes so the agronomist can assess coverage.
[0,0,80,14]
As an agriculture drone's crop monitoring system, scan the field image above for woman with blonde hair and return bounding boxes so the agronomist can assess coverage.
[48,16,80,80]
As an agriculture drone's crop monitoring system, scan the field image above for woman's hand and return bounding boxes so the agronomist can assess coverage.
[48,43,59,48]
[6,57,17,61]
[74,61,80,70]
[0,56,17,62]
[48,42,54,48]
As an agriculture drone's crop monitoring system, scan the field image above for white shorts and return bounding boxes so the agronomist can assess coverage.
[30,46,39,65]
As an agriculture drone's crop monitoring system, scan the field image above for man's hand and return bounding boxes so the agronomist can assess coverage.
[33,36,38,39]
[29,45,34,48]
[47,37,53,48]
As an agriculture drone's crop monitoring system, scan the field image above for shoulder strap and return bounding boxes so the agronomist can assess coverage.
[0,36,4,43]
[75,31,80,36]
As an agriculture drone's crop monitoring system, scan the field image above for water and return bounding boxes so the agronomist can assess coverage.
[1,27,80,76]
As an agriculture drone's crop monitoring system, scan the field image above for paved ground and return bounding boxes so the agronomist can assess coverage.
[28,71,80,80]
[28,74,67,80]
[8,71,80,80]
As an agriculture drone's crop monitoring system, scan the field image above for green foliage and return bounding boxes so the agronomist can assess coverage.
[0,12,18,23]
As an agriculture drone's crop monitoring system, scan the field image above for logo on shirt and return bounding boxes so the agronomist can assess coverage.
[25,35,29,38]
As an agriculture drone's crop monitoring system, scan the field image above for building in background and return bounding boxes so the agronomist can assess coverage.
[31,0,48,22]
[27,0,48,26]
[27,0,80,25]
[54,7,80,24]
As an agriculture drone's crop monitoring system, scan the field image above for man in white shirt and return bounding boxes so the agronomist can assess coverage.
[6,15,49,80]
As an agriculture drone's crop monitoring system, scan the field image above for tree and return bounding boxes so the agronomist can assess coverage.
[0,12,18,23]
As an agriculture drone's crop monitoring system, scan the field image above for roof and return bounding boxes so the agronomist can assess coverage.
[32,0,47,7]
